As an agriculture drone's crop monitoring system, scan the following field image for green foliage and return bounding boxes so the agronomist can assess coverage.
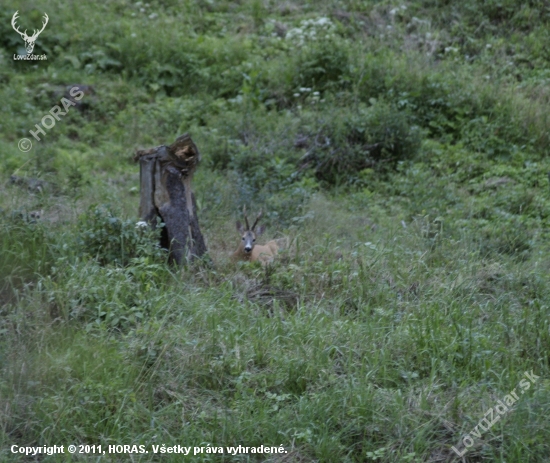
[77,205,165,266]
[45,258,172,329]
[0,209,53,288]
[477,216,533,257]
[302,102,422,186]
[2,1,550,462]
[292,37,351,93]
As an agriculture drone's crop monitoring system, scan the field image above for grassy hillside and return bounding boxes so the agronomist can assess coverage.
[1,0,550,462]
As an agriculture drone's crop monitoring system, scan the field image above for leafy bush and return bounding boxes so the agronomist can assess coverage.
[292,37,351,93]
[302,102,422,186]
[0,210,54,287]
[207,100,421,191]
[77,205,165,266]
[475,216,533,258]
[354,54,547,157]
[46,258,171,329]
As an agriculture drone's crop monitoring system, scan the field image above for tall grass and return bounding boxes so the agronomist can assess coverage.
[1,0,550,461]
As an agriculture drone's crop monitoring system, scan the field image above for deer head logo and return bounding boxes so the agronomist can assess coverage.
[11,11,49,54]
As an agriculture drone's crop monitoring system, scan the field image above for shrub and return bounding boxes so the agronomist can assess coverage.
[46,257,172,329]
[0,210,54,286]
[476,216,533,258]
[77,205,165,266]
[302,102,422,186]
[292,37,351,93]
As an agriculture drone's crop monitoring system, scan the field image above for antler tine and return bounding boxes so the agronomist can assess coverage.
[39,13,48,31]
[243,205,250,230]
[11,11,26,38]
[30,13,48,38]
[251,209,263,231]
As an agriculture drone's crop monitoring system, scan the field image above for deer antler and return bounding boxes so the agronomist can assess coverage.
[11,11,48,40]
[243,205,250,230]
[11,11,27,39]
[30,13,49,40]
[251,209,263,231]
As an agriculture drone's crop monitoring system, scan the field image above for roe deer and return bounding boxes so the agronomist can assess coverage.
[232,207,279,265]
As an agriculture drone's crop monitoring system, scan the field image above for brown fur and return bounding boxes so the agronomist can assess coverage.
[232,239,279,264]
[232,207,279,265]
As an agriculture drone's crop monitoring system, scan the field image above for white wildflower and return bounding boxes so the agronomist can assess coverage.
[285,17,335,47]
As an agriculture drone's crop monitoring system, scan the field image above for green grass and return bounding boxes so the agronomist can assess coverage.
[1,0,550,462]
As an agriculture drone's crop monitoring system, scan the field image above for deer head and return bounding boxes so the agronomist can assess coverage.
[11,11,49,54]
[236,206,265,255]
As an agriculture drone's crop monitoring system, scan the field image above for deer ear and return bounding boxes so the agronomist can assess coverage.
[255,224,266,236]
[236,221,245,234]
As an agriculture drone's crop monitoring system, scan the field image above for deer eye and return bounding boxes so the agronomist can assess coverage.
[253,239,256,242]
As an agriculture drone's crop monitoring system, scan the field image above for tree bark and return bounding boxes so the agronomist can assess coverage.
[134,134,206,265]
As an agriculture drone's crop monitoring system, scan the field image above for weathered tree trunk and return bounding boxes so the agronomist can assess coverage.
[134,134,207,265]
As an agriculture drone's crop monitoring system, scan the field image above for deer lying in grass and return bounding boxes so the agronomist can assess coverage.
[232,207,279,265]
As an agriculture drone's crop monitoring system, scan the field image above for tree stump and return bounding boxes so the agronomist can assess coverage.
[134,134,207,265]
